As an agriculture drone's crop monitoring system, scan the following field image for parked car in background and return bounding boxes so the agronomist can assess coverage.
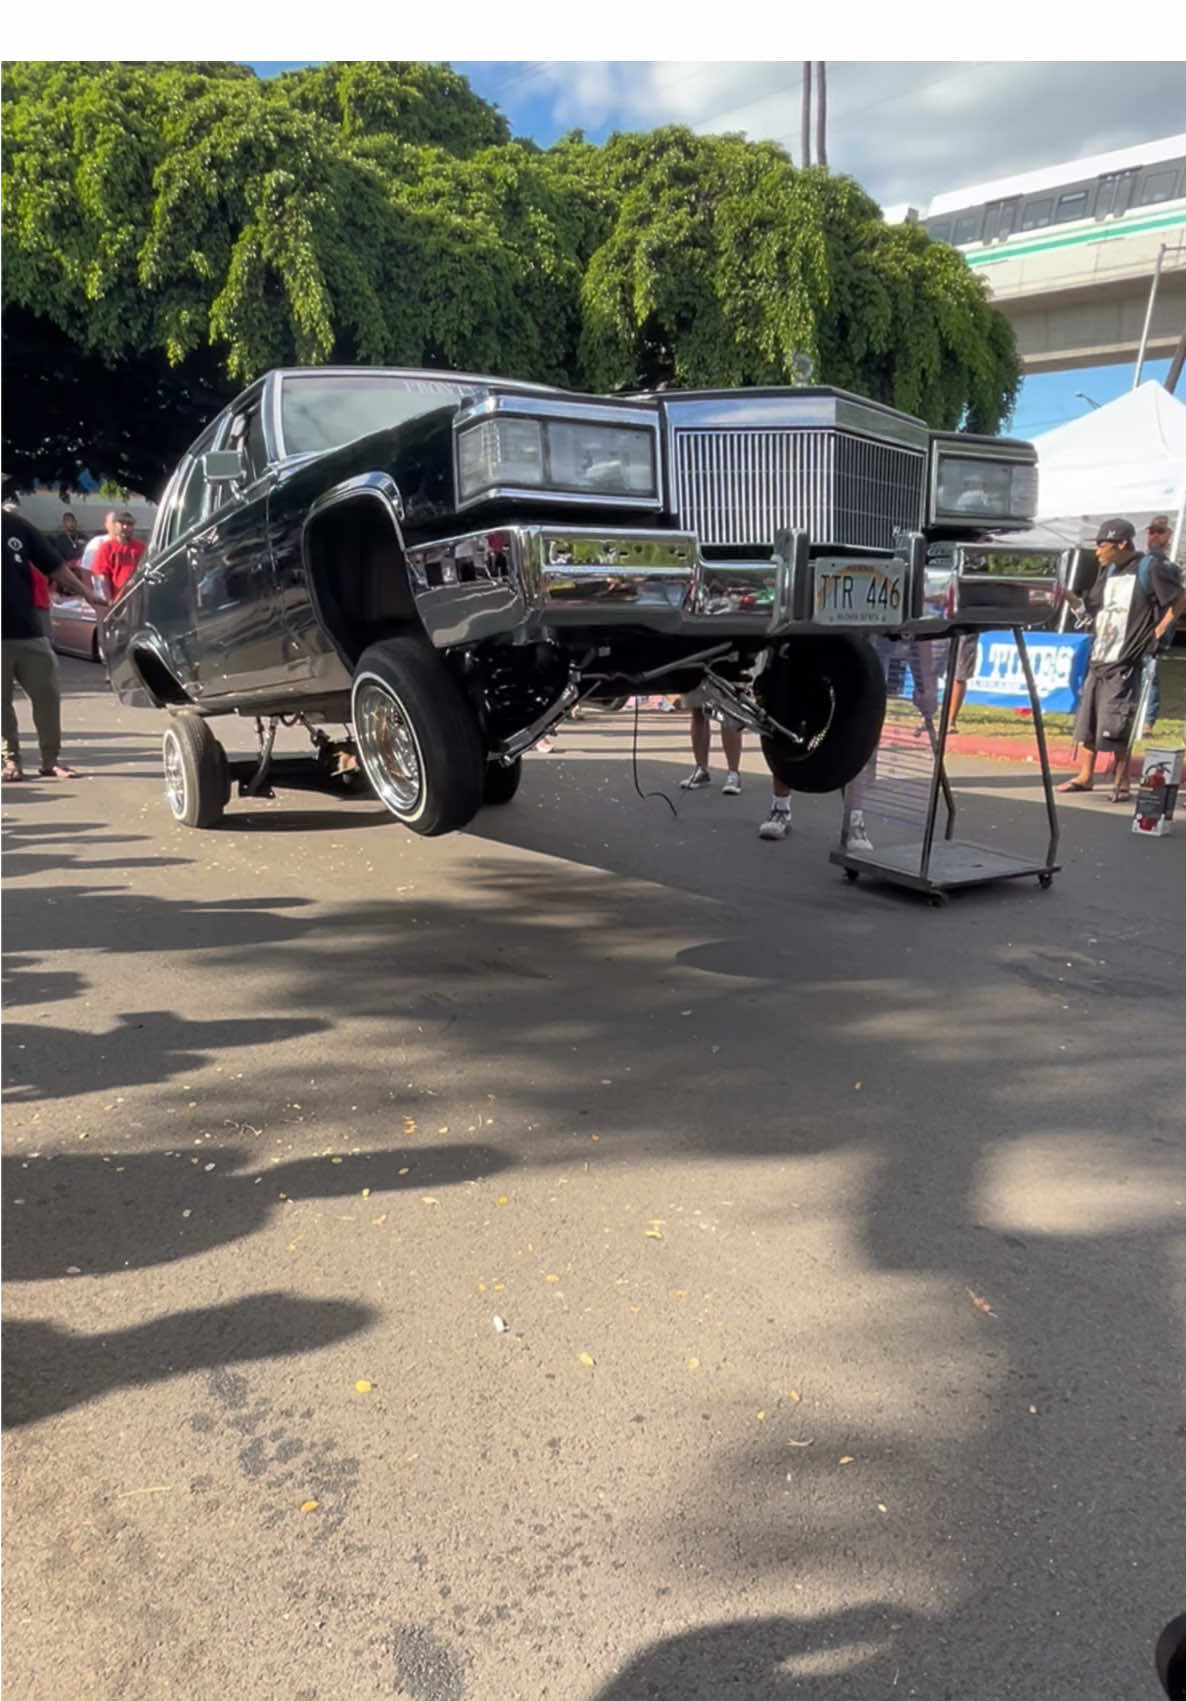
[102,365,1064,834]
[50,567,109,661]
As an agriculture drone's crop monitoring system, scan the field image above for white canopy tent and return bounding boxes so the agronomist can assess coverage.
[1028,381,1186,558]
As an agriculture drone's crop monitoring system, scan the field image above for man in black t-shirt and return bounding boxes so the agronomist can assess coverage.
[1060,517,1185,799]
[2,493,101,780]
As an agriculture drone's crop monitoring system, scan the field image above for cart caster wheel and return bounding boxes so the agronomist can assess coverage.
[927,891,948,908]
[1038,872,1054,890]
[844,867,860,883]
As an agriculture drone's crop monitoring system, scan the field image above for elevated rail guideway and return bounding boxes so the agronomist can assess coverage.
[886,133,1186,376]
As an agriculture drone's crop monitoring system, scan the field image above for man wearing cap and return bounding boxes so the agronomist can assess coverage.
[1142,516,1178,734]
[1060,517,1185,800]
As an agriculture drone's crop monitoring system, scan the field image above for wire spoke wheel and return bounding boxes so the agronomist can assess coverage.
[350,636,485,836]
[354,679,424,815]
[163,729,188,819]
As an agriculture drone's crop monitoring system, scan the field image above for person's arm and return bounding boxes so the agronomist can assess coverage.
[1154,588,1186,643]
[49,561,102,605]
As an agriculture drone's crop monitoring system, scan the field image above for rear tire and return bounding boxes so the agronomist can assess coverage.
[482,757,522,806]
[162,714,228,829]
[757,635,886,794]
[352,635,485,835]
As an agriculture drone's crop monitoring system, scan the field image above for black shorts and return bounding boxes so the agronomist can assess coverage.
[1074,662,1140,754]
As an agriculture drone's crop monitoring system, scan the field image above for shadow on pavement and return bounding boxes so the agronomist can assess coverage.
[1,886,316,959]
[2,1142,511,1279]
[591,1610,929,1699]
[2,1009,330,1100]
[2,1292,376,1430]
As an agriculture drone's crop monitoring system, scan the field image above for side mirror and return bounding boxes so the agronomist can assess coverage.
[202,449,248,485]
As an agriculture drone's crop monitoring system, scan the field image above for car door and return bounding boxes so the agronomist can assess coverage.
[190,393,291,701]
[134,441,216,696]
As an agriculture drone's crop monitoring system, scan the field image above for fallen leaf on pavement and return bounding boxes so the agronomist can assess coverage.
[687,1358,700,1372]
[354,1380,374,1394]
[578,1353,595,1367]
[421,1196,438,1206]
[839,1456,854,1465]
[300,1500,319,1514]
[967,1289,996,1317]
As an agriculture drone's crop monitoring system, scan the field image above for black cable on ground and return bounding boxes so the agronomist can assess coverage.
[629,695,678,818]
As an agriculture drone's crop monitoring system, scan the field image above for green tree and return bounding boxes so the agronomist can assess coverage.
[574,127,1019,429]
[2,65,1020,492]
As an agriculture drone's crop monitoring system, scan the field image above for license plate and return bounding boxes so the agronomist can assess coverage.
[814,563,906,625]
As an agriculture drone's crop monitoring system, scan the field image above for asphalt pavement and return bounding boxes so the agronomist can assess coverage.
[3,661,1184,1700]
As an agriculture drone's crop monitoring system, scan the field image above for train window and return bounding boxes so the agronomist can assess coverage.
[953,212,982,245]
[1021,197,1053,231]
[928,220,952,243]
[982,198,1020,242]
[1054,190,1089,223]
[1096,171,1137,218]
[1137,169,1179,206]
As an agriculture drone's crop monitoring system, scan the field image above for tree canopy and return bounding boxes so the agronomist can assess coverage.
[2,60,1021,492]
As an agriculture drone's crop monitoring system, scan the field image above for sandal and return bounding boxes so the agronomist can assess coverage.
[38,763,81,779]
[2,759,24,781]
[1109,789,1132,805]
[1057,779,1093,793]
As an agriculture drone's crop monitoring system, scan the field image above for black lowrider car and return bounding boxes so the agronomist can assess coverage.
[103,366,1064,833]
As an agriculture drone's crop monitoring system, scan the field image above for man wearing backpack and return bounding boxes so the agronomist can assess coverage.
[1059,517,1185,801]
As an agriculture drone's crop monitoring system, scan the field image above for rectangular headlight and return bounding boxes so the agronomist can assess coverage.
[545,422,656,495]
[458,418,544,501]
[457,415,657,503]
[934,453,1037,523]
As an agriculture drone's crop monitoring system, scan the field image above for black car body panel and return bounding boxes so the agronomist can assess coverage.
[104,366,1063,726]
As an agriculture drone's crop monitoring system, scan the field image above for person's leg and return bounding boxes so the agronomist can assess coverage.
[842,759,875,850]
[1145,658,1162,736]
[21,640,67,775]
[948,678,968,729]
[682,706,712,787]
[2,641,24,777]
[759,777,792,838]
[720,721,742,793]
[1062,671,1100,790]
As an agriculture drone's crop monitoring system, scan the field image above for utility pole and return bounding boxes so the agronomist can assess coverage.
[1134,244,1167,388]
[814,62,828,170]
[800,61,812,169]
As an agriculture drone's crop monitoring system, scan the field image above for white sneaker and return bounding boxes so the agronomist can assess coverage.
[681,767,711,789]
[759,808,791,840]
[722,772,741,796]
[846,818,874,853]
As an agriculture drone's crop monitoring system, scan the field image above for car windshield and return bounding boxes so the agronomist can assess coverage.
[279,374,467,456]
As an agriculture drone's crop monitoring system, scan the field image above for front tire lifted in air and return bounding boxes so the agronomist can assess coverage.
[351,635,486,836]
[756,634,887,794]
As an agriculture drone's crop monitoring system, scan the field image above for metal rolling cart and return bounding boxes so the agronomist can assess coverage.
[829,545,1066,905]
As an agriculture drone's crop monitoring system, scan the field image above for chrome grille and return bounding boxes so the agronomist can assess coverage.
[672,428,925,551]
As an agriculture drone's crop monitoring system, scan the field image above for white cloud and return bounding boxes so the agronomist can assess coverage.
[525,60,1186,211]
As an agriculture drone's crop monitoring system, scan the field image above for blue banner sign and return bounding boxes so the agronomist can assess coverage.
[963,631,1092,713]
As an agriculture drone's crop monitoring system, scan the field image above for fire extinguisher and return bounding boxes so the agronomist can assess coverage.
[1137,765,1167,833]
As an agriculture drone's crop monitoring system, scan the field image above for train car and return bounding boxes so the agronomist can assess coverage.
[913,131,1186,254]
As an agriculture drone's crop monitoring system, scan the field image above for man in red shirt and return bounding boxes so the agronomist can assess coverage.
[92,510,146,597]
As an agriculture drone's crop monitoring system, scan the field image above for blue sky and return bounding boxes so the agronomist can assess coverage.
[247,60,1181,441]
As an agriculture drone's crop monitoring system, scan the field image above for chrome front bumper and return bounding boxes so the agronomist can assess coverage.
[404,524,1069,649]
